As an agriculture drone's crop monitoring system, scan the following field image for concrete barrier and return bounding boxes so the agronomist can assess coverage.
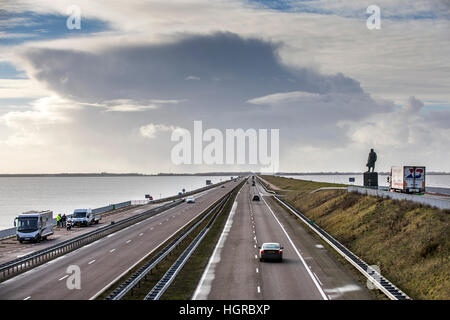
[348,186,450,210]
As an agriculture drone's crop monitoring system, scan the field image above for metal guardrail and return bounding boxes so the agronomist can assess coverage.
[144,194,230,300]
[273,195,411,300]
[0,200,183,282]
[0,179,228,241]
[106,189,234,300]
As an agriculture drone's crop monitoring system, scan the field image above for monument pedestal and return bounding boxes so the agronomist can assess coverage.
[364,171,378,188]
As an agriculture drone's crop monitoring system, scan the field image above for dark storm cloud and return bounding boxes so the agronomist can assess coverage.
[22,32,364,103]
[19,32,394,149]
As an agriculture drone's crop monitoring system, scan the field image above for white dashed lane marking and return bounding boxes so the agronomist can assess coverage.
[58,275,69,281]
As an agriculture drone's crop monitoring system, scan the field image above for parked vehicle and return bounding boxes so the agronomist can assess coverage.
[206,180,212,185]
[259,243,283,262]
[72,208,101,227]
[14,210,54,243]
[389,166,426,193]
[66,218,73,231]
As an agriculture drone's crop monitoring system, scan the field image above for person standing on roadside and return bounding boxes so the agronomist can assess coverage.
[56,213,62,227]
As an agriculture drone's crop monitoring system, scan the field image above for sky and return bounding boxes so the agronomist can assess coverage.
[0,0,449,174]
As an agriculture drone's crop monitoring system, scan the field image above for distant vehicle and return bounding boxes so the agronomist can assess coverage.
[206,180,212,185]
[389,166,426,193]
[221,185,225,188]
[72,209,101,227]
[259,243,283,262]
[14,210,54,243]
[186,197,196,203]
[252,181,256,186]
[145,194,154,200]
[252,195,260,201]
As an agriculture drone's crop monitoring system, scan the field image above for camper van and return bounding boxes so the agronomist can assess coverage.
[15,210,54,243]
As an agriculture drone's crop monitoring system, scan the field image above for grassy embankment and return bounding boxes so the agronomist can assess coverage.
[261,175,449,300]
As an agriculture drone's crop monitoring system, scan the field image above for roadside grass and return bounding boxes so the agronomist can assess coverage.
[261,175,450,300]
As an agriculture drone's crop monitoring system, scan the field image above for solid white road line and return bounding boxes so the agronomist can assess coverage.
[260,195,328,300]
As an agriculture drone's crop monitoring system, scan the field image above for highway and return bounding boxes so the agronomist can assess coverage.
[0,180,237,300]
[194,179,373,300]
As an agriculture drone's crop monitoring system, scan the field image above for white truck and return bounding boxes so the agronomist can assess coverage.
[72,209,101,227]
[14,210,54,243]
[389,166,426,193]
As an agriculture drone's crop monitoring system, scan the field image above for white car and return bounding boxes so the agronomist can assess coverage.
[186,197,195,203]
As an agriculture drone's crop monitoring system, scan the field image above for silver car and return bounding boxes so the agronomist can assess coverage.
[259,242,283,262]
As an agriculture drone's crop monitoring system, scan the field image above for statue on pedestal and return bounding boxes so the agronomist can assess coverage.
[366,148,377,173]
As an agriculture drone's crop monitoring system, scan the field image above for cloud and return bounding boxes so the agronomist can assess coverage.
[185,75,200,81]
[140,123,178,139]
[7,31,423,172]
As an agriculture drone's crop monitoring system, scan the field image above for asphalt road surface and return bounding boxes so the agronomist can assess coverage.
[0,180,239,300]
[194,180,373,300]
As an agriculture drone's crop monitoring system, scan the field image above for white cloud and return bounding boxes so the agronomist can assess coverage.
[140,123,178,139]
[185,75,200,81]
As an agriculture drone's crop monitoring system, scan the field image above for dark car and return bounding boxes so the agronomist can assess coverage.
[259,242,283,262]
[252,195,260,201]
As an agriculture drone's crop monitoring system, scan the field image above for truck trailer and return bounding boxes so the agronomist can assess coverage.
[14,210,54,243]
[389,166,426,193]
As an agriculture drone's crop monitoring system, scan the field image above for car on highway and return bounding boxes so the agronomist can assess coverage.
[186,196,196,203]
[252,195,260,201]
[259,242,283,262]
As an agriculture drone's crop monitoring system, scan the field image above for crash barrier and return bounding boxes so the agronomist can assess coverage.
[0,200,183,282]
[348,186,450,210]
[0,179,229,240]
[106,180,243,300]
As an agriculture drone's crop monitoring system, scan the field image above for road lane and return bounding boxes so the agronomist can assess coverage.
[201,180,373,300]
[0,180,240,300]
